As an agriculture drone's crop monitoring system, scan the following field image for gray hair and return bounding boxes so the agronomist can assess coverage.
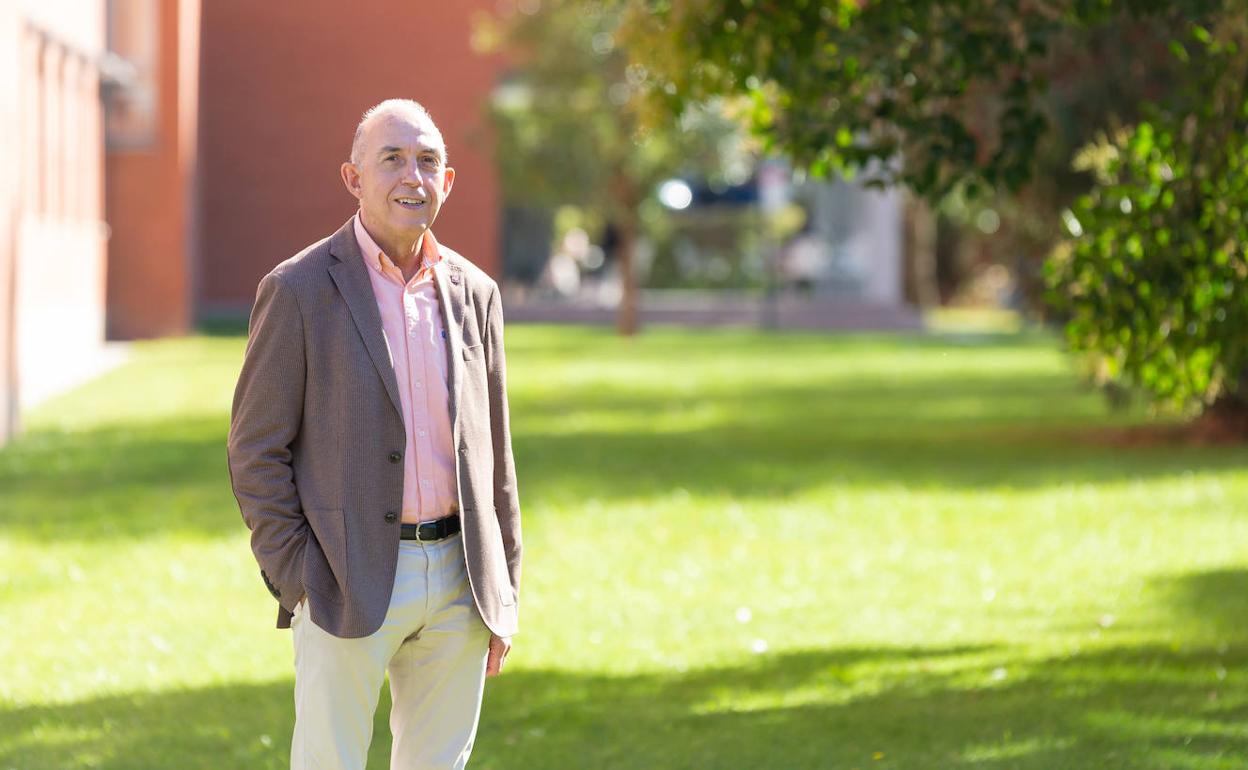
[349,99,447,166]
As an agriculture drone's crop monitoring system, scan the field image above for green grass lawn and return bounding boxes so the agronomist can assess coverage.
[2,324,1247,769]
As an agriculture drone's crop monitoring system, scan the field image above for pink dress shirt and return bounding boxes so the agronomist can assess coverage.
[354,214,458,523]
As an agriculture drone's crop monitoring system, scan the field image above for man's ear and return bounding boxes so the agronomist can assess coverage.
[443,166,455,196]
[340,162,363,200]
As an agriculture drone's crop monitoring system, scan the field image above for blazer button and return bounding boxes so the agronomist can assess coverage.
[388,451,402,464]
[384,511,398,524]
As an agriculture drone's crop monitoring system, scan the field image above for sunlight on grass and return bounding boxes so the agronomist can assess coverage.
[923,306,1026,334]
[2,325,1247,769]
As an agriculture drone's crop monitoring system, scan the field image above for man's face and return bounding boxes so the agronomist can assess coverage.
[341,112,454,255]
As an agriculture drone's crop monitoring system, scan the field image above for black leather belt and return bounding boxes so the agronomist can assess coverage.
[400,514,461,542]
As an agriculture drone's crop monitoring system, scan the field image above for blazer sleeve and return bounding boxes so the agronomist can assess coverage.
[484,283,522,607]
[227,271,310,613]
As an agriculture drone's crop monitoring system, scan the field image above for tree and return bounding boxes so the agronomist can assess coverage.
[626,0,1248,421]
[476,0,747,335]
[628,0,1196,196]
[1046,12,1248,419]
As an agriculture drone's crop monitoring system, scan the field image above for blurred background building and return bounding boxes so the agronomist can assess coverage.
[2,1,118,445]
[0,0,927,446]
[0,0,504,445]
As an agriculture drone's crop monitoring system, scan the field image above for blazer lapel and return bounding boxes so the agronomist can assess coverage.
[327,221,403,417]
[434,259,466,435]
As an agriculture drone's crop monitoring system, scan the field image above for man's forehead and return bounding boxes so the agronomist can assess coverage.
[365,113,445,153]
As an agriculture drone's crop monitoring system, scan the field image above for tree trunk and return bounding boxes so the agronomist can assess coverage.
[615,210,639,336]
[903,191,940,309]
[611,170,641,337]
[1199,386,1248,441]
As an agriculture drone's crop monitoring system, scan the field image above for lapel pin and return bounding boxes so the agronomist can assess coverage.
[450,273,461,285]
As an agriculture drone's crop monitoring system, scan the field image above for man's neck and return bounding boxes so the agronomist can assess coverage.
[384,235,424,282]
[360,213,427,280]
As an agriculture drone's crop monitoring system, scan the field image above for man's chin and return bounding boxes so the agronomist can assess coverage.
[391,224,433,250]
[388,211,434,231]
[376,211,428,231]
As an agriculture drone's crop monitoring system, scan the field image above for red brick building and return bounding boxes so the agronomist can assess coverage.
[1,0,506,444]
[197,1,504,317]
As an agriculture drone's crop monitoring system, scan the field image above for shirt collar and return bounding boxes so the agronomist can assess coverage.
[352,212,444,280]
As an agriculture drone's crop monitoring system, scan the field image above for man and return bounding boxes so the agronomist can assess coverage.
[227,99,521,770]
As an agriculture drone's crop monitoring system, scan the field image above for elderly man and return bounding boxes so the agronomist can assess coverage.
[227,99,521,770]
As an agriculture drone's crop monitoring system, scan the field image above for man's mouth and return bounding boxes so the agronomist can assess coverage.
[394,197,427,209]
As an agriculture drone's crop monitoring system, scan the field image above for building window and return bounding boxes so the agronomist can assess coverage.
[104,0,159,150]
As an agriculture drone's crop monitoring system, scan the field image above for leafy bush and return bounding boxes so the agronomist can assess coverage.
[1045,20,1248,412]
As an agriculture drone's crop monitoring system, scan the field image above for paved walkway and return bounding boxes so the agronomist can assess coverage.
[21,341,131,411]
[504,291,924,331]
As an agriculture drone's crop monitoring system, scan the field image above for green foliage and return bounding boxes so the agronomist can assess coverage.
[479,0,748,221]
[629,0,1248,413]
[632,0,1202,198]
[1046,15,1248,411]
[480,0,758,331]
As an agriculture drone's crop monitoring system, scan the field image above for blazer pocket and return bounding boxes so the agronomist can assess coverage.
[499,584,516,607]
[301,536,338,596]
[462,344,484,361]
[302,509,346,596]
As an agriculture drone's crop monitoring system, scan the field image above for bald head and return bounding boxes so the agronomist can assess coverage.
[350,99,447,166]
[340,98,455,264]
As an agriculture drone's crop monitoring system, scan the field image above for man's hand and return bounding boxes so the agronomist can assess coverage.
[486,634,511,677]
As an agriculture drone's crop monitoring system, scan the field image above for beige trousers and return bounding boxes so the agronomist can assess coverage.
[290,533,492,770]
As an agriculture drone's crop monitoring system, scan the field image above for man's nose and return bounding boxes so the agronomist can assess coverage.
[401,165,427,189]
[406,170,436,192]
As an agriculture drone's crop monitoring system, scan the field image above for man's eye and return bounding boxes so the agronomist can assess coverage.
[384,155,400,162]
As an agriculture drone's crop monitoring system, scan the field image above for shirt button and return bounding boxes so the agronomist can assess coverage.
[418,429,426,437]
[384,511,398,524]
[388,451,402,464]
[415,381,423,388]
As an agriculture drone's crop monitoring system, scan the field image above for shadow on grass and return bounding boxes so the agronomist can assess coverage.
[511,376,1247,504]
[197,318,249,337]
[515,422,1248,506]
[2,641,1245,770]
[2,325,1243,543]
[0,416,236,541]
[3,372,1247,543]
[1152,568,1248,641]
[500,324,1061,358]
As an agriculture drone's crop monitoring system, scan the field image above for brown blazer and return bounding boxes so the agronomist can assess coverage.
[227,218,521,639]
